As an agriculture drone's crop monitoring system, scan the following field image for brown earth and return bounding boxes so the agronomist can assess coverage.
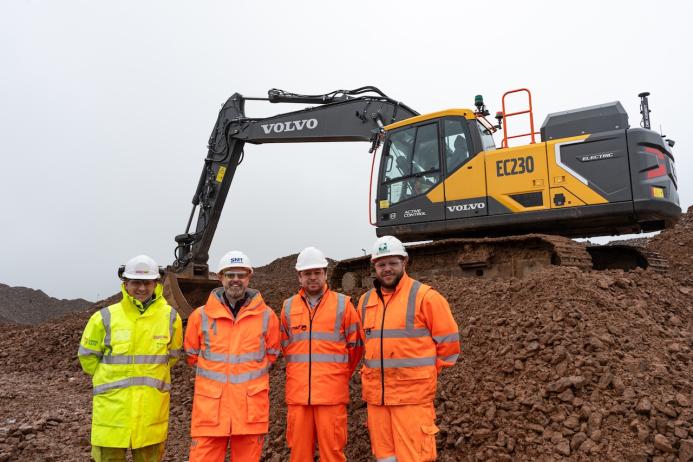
[0,283,91,325]
[0,208,692,461]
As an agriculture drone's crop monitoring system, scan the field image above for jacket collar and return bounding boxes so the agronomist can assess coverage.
[205,287,264,319]
[119,283,164,317]
[372,272,411,304]
[297,284,329,307]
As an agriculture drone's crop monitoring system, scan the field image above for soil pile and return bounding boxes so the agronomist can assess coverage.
[1,209,691,461]
[0,283,91,325]
[648,205,693,285]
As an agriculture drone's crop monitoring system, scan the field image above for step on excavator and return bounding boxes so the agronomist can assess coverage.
[162,87,680,317]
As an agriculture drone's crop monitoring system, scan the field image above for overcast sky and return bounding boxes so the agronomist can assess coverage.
[1,0,692,301]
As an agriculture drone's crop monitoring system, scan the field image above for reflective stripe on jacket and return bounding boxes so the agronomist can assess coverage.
[78,283,183,448]
[357,273,460,406]
[184,288,280,437]
[280,286,363,405]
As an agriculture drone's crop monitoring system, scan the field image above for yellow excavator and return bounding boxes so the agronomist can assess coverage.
[163,87,680,317]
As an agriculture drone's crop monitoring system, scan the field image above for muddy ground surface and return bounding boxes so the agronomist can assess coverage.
[0,207,691,461]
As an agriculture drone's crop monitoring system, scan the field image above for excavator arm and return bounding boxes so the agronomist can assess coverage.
[165,87,417,316]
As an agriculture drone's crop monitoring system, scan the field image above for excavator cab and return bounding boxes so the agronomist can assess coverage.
[375,110,492,235]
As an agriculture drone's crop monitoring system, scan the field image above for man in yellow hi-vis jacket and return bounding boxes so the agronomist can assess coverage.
[78,255,183,462]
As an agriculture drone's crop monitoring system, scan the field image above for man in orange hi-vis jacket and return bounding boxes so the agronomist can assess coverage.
[280,246,363,462]
[358,236,460,462]
[184,250,280,462]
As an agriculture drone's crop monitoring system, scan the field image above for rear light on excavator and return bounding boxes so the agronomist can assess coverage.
[643,146,667,179]
[651,186,665,198]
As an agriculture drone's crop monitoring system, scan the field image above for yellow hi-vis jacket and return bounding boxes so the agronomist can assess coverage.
[78,283,183,448]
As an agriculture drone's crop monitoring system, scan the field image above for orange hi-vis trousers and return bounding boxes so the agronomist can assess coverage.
[286,404,347,462]
[189,435,264,462]
[367,402,439,462]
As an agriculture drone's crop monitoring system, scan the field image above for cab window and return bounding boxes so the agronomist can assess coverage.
[382,123,440,205]
[476,120,496,151]
[443,119,471,173]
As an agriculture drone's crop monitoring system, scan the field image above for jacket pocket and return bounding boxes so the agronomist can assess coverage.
[246,382,269,423]
[420,423,439,460]
[111,342,130,355]
[192,382,223,426]
[363,307,377,331]
[396,367,432,381]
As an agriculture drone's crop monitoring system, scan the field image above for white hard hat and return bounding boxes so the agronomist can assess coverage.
[371,236,408,261]
[122,255,160,280]
[217,250,253,273]
[295,246,329,271]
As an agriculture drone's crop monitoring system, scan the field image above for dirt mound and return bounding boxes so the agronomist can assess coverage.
[251,254,301,310]
[648,205,693,284]
[0,283,91,325]
[1,214,692,460]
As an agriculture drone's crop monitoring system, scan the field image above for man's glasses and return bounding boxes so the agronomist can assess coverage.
[222,271,250,280]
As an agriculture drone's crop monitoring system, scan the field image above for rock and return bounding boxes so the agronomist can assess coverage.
[678,439,693,462]
[564,415,581,430]
[571,432,588,450]
[558,388,575,403]
[556,440,571,456]
[590,429,603,442]
[636,398,653,415]
[653,434,674,453]
[655,402,678,418]
[637,425,650,442]
[588,412,603,435]
[676,394,690,408]
[612,376,626,394]
[471,428,493,442]
[624,387,637,400]
[547,376,585,393]
[579,438,596,453]
[598,372,613,389]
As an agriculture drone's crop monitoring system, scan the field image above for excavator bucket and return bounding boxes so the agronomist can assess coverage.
[162,272,220,319]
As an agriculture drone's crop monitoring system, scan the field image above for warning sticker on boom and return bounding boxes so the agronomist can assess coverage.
[216,166,227,183]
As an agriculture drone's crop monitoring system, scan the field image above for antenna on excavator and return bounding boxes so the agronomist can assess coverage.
[638,91,651,129]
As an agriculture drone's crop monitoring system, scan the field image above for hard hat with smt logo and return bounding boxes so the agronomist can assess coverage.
[218,250,253,273]
[295,246,329,271]
[371,236,408,261]
[121,255,160,280]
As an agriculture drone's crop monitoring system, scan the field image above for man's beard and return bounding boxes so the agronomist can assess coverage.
[378,271,404,289]
[225,285,245,300]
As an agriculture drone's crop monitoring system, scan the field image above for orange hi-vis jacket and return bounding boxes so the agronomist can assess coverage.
[184,288,280,437]
[280,286,363,405]
[357,273,460,406]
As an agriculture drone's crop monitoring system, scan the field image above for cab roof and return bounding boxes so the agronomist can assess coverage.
[384,109,477,131]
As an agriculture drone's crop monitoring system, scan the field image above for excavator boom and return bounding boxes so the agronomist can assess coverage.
[164,87,417,317]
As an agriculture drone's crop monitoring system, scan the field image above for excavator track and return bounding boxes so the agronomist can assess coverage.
[586,243,668,273]
[330,234,662,295]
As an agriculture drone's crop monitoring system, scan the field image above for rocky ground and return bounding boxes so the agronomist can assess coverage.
[0,207,691,461]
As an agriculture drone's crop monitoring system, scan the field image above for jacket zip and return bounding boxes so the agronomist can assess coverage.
[376,289,390,406]
[308,310,314,405]
[305,296,320,406]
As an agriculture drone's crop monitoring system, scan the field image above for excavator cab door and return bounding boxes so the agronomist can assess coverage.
[440,118,489,219]
[376,122,446,226]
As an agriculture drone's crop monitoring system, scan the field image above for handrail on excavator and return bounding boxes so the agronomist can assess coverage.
[501,88,541,148]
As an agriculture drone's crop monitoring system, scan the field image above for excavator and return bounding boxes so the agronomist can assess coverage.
[162,87,680,317]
